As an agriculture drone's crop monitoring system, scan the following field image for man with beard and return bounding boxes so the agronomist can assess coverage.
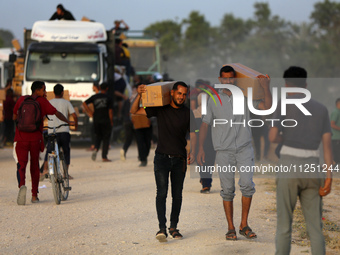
[130,81,197,242]
[197,65,272,240]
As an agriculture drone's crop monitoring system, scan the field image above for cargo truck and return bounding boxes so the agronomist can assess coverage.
[21,20,115,138]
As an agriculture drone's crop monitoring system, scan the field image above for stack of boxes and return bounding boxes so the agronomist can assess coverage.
[0,89,6,122]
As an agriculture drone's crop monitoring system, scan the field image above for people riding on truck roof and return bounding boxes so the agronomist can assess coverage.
[50,4,75,21]
[111,20,129,37]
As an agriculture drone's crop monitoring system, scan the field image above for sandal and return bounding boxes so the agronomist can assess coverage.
[225,229,237,240]
[239,226,257,239]
[169,228,183,239]
[156,229,168,242]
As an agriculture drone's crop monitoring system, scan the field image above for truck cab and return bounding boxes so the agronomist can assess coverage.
[22,20,115,137]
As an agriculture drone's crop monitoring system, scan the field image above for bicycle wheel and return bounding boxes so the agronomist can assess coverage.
[50,158,61,205]
[59,151,70,201]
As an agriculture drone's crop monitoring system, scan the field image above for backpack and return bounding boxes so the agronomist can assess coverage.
[17,95,42,132]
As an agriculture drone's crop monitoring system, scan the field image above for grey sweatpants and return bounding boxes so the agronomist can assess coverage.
[216,145,256,201]
[275,155,325,255]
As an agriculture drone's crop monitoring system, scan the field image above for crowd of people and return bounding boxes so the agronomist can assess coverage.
[4,59,340,254]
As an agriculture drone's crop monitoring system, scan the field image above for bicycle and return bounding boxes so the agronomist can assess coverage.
[44,124,72,204]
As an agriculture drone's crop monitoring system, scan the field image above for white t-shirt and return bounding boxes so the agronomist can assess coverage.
[47,98,75,134]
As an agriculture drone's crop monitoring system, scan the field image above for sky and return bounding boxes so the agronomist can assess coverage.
[0,0,333,47]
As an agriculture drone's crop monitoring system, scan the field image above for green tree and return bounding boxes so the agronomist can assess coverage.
[309,0,340,76]
[238,2,291,76]
[182,11,210,51]
[180,11,215,80]
[144,20,182,57]
[0,29,14,47]
[141,1,340,81]
[215,14,253,66]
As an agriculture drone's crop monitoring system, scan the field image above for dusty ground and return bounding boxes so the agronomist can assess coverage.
[0,143,339,255]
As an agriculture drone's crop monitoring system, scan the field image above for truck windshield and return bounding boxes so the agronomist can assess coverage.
[26,52,100,82]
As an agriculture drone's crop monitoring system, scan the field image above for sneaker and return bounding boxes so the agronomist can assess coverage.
[139,160,147,167]
[200,187,211,194]
[17,185,27,205]
[31,196,39,203]
[91,150,97,161]
[169,228,183,239]
[120,149,126,161]
[102,158,112,162]
[156,229,168,242]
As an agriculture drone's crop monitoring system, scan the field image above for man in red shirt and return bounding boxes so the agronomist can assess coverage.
[13,81,71,205]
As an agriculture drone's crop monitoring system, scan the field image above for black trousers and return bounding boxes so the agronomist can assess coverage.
[94,122,112,159]
[135,127,152,162]
[154,153,186,229]
[122,122,135,153]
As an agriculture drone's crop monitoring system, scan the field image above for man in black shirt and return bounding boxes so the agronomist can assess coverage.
[131,81,197,242]
[50,4,75,21]
[83,82,113,162]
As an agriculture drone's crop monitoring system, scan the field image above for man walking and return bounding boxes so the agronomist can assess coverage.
[330,98,340,165]
[130,81,197,242]
[82,82,113,162]
[13,81,71,205]
[269,66,333,255]
[40,84,78,180]
[197,65,272,240]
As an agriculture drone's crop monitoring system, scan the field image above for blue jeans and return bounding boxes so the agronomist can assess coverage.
[154,153,187,229]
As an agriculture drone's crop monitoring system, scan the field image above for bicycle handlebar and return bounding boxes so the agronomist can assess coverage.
[43,124,69,130]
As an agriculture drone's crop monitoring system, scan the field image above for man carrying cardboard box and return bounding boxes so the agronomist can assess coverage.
[197,65,272,240]
[130,81,197,242]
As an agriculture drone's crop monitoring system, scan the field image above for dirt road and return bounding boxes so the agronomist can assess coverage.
[0,144,339,254]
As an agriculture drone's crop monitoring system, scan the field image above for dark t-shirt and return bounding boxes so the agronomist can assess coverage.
[49,10,75,20]
[4,95,15,120]
[85,93,113,124]
[145,104,196,157]
[273,94,331,150]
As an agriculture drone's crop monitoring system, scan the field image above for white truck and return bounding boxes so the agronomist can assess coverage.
[21,20,115,137]
[0,48,13,89]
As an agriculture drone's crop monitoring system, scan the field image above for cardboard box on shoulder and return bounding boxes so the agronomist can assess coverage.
[225,63,265,100]
[141,81,176,107]
[131,114,151,129]
[69,106,80,131]
[0,89,6,101]
[132,107,147,116]
[46,90,70,101]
